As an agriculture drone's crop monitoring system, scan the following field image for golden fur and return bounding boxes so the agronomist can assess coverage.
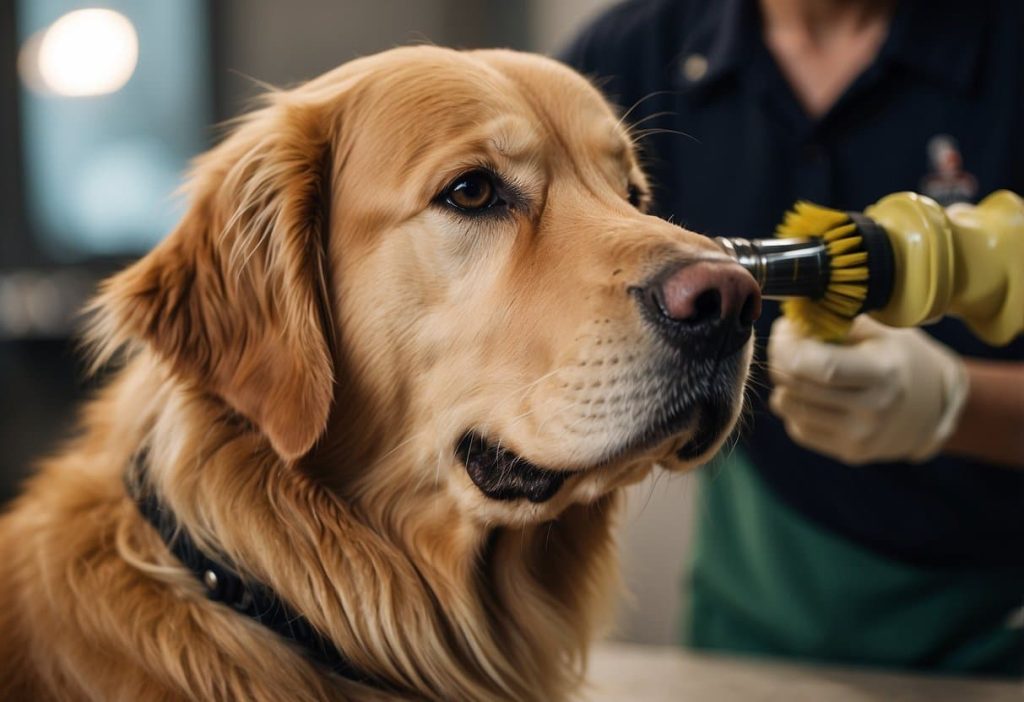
[0,47,751,701]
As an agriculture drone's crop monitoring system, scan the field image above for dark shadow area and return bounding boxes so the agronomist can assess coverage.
[0,339,91,503]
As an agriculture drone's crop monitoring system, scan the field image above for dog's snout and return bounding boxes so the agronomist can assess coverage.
[656,261,761,325]
[635,260,762,357]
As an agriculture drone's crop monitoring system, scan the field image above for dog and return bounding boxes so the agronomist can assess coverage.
[0,46,759,701]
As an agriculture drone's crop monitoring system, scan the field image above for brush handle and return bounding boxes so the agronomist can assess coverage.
[714,236,831,299]
[866,190,1024,346]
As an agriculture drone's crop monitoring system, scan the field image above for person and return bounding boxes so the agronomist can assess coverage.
[561,0,1024,676]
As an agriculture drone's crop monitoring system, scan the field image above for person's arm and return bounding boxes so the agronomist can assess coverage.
[943,359,1024,468]
[768,315,1024,469]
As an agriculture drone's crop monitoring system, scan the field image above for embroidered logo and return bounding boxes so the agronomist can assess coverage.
[920,134,978,206]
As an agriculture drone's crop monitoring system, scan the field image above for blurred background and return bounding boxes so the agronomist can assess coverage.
[0,0,696,646]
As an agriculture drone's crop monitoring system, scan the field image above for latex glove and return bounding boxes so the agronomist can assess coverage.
[767,315,969,465]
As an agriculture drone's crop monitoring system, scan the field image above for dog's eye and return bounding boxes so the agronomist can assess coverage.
[443,170,501,212]
[627,183,643,209]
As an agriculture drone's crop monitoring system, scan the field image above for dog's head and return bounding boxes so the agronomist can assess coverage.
[94,47,759,525]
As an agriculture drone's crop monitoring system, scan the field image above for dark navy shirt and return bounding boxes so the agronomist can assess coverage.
[562,0,1024,568]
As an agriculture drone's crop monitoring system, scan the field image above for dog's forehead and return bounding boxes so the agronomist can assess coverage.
[366,50,614,133]
[345,47,629,163]
[472,50,631,159]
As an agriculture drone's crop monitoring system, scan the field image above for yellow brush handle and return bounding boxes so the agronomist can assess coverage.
[866,190,1024,346]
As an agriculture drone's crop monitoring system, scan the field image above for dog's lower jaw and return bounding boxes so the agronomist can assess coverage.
[456,431,574,504]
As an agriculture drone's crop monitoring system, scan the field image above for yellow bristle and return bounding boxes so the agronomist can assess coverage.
[822,222,857,241]
[783,298,852,341]
[830,266,869,282]
[820,295,863,316]
[827,236,863,255]
[831,251,869,268]
[823,289,861,305]
[777,201,853,238]
[776,200,871,341]
[827,283,868,300]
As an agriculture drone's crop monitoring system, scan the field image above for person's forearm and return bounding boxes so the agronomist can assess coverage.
[943,360,1024,469]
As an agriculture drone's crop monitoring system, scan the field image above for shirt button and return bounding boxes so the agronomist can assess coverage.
[681,53,708,83]
[1006,604,1024,630]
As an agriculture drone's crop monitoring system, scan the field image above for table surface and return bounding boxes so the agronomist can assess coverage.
[582,643,1022,702]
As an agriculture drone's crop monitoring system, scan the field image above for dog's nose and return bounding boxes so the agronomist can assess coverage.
[656,260,761,324]
[635,260,761,357]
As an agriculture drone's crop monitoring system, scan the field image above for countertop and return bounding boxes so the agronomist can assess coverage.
[583,643,1021,701]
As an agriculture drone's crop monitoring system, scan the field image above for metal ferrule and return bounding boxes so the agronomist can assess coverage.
[715,236,831,299]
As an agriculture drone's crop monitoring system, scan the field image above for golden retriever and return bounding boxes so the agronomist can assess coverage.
[0,46,759,701]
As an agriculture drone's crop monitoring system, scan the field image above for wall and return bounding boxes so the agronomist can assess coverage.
[217,0,529,112]
[529,0,619,54]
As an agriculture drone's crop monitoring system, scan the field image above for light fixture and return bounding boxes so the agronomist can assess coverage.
[23,8,139,97]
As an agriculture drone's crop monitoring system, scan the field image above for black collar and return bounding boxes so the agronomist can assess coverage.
[125,450,389,692]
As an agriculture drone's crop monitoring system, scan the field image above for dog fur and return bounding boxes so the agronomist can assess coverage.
[0,47,751,701]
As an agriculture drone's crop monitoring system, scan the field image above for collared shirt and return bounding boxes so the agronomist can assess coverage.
[562,0,1024,568]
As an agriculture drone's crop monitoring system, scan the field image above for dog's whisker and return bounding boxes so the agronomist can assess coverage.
[615,90,674,131]
[624,109,677,131]
[630,127,700,143]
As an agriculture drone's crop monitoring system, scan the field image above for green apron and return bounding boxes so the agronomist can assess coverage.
[682,449,1024,677]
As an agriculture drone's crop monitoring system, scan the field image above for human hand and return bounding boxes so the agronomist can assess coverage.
[767,315,968,465]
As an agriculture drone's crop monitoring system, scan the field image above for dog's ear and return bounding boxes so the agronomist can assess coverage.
[89,99,336,461]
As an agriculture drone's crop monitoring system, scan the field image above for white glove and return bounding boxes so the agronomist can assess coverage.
[767,315,969,465]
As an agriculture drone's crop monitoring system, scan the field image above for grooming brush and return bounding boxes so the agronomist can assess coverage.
[714,190,1024,345]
